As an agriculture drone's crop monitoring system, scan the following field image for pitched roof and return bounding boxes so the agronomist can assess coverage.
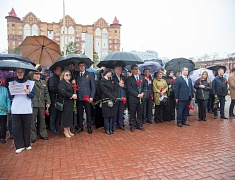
[112,16,120,24]
[8,8,17,17]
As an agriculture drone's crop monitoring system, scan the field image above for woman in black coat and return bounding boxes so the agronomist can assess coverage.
[58,70,77,137]
[164,70,176,121]
[194,71,212,121]
[100,68,117,135]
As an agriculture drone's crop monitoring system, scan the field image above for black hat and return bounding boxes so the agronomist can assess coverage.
[103,68,112,76]
[33,70,40,74]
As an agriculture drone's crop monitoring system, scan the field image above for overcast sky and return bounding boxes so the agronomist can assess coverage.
[0,0,234,59]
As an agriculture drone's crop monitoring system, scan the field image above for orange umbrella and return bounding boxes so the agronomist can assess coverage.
[19,36,62,67]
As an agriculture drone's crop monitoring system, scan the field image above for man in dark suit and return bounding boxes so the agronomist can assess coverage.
[74,62,96,134]
[174,67,194,127]
[113,65,127,131]
[127,65,148,132]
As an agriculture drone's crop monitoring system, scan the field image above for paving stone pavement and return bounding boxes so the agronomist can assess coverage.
[0,97,235,180]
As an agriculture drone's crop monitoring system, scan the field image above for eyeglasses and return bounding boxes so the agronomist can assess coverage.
[65,74,71,76]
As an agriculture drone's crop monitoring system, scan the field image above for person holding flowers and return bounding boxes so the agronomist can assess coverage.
[212,68,228,119]
[194,71,212,121]
[58,70,77,138]
[31,71,51,143]
[153,70,168,123]
[100,68,117,135]
[126,65,147,132]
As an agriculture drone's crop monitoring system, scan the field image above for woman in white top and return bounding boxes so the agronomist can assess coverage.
[9,69,35,154]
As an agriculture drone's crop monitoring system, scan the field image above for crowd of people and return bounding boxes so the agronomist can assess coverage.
[0,62,234,154]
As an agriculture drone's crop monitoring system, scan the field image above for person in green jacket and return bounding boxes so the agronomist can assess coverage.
[0,85,11,143]
[31,71,51,143]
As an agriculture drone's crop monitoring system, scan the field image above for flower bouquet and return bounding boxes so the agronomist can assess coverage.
[213,97,219,109]
[136,79,142,104]
[72,83,78,114]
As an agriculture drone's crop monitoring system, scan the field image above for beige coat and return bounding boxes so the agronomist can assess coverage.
[228,73,235,99]
[153,78,168,105]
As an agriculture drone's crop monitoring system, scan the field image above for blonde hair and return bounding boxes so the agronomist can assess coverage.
[60,70,71,81]
[202,71,210,83]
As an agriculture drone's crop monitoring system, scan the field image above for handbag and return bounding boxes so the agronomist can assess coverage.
[158,95,168,105]
[55,98,64,111]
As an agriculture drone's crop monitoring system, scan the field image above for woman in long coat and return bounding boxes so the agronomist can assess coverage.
[100,68,117,135]
[153,70,168,123]
[58,70,77,137]
[194,71,212,121]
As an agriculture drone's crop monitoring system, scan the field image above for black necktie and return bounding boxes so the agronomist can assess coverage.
[80,73,83,78]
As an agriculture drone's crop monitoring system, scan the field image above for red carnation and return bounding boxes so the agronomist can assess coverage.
[136,81,142,85]
[72,83,78,91]
[150,94,153,99]
[213,105,218,109]
[197,78,202,82]
[188,105,194,110]
[84,95,89,102]
[170,78,175,83]
[121,97,127,104]
[160,88,163,93]
[45,107,49,116]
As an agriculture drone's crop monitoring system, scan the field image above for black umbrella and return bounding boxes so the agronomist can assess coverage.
[165,58,195,74]
[144,59,164,67]
[49,54,93,71]
[0,59,36,71]
[207,65,227,75]
[0,54,35,65]
[97,51,144,68]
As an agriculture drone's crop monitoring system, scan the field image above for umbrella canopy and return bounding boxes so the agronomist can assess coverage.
[165,58,195,74]
[0,54,35,65]
[144,59,164,67]
[0,59,36,71]
[86,67,97,74]
[138,61,162,74]
[207,65,227,75]
[19,36,62,66]
[97,51,144,68]
[49,54,93,71]
[188,68,215,86]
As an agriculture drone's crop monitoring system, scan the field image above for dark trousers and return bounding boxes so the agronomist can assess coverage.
[207,94,214,112]
[197,100,207,120]
[0,115,7,139]
[129,102,143,128]
[12,114,32,149]
[142,98,153,122]
[104,116,113,132]
[154,105,164,122]
[229,99,235,116]
[177,99,191,124]
[7,114,12,135]
[113,101,125,128]
[49,105,59,132]
[31,107,47,140]
[167,96,176,120]
[77,100,92,129]
[94,105,104,129]
[214,96,225,117]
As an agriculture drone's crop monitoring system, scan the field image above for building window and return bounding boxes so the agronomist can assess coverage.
[109,35,112,38]
[12,30,15,34]
[32,24,38,36]
[115,35,117,39]
[12,41,15,45]
[76,38,79,41]
[18,26,22,29]
[102,28,108,39]
[19,42,22,45]
[95,28,101,36]
[68,26,74,34]
[61,26,67,34]
[18,36,22,39]
[19,30,22,34]
[12,24,15,28]
[41,32,44,35]
[56,38,60,41]
[115,40,117,43]
[76,43,79,46]
[40,27,44,30]
[109,40,112,43]
[56,32,59,36]
[115,30,117,33]
[24,24,30,38]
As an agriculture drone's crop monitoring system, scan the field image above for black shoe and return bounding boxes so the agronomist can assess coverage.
[208,111,213,114]
[221,116,228,119]
[160,120,163,123]
[203,119,207,121]
[137,126,145,131]
[105,131,111,135]
[229,114,235,118]
[52,130,60,134]
[214,116,218,119]
[198,119,203,121]
[0,139,6,144]
[119,126,125,130]
[182,123,190,126]
[177,123,183,127]
[147,120,153,124]
[10,134,13,139]
[75,128,83,134]
[130,126,134,132]
[112,127,116,132]
[31,139,36,143]
[40,137,49,140]
[110,131,114,134]
[88,128,92,134]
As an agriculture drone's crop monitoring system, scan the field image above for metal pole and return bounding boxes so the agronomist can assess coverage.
[63,0,66,55]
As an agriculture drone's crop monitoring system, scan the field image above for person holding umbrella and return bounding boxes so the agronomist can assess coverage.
[228,67,235,118]
[127,65,147,132]
[173,67,194,127]
[194,71,212,121]
[9,68,35,153]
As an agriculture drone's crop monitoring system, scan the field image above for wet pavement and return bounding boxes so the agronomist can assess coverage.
[0,97,235,180]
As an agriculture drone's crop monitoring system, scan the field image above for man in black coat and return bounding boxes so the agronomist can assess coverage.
[47,66,61,133]
[112,65,127,131]
[212,68,228,119]
[74,62,96,134]
[174,67,194,127]
[127,65,148,132]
